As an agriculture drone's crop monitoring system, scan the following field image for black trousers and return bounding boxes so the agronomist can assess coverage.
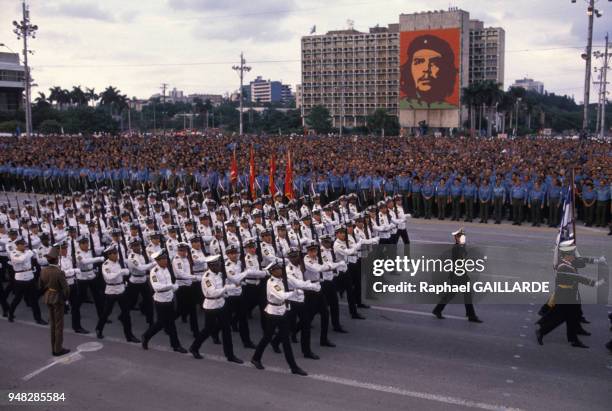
[321,280,342,330]
[411,193,422,218]
[548,200,561,226]
[436,196,447,219]
[538,304,581,343]
[433,287,477,319]
[68,283,84,330]
[396,228,410,245]
[96,292,135,339]
[253,312,299,370]
[451,197,461,220]
[243,283,266,331]
[512,199,524,224]
[465,198,474,221]
[423,197,433,219]
[9,279,42,321]
[493,197,504,222]
[273,300,312,355]
[226,295,253,345]
[77,279,104,320]
[143,301,182,349]
[0,279,9,315]
[583,204,595,226]
[175,285,198,335]
[530,201,542,225]
[191,306,235,359]
[337,268,358,316]
[126,282,154,324]
[304,290,329,344]
[479,201,490,222]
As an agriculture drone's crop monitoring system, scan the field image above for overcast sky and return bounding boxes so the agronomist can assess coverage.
[1,0,610,102]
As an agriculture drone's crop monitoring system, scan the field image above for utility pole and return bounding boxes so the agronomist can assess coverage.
[160,83,168,103]
[594,33,610,138]
[574,0,604,133]
[232,52,251,135]
[12,0,37,138]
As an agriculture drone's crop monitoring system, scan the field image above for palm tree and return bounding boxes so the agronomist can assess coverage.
[99,86,122,116]
[480,81,503,137]
[48,86,63,108]
[70,86,88,107]
[34,92,50,109]
[461,83,479,135]
[85,88,98,107]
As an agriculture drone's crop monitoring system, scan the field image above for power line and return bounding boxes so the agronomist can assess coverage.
[35,46,609,69]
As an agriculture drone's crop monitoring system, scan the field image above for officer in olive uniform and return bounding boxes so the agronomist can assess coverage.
[40,246,71,356]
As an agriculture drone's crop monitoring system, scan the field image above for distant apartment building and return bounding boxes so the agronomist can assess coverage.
[511,77,544,94]
[301,24,400,128]
[300,8,506,130]
[468,19,505,87]
[0,52,25,112]
[249,76,292,103]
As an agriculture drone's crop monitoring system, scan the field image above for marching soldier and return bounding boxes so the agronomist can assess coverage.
[189,254,243,363]
[96,246,140,342]
[7,237,46,324]
[536,241,604,348]
[141,250,187,353]
[172,242,198,336]
[126,239,156,325]
[75,235,105,320]
[251,261,308,376]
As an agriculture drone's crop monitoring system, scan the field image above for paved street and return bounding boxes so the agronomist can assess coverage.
[1,211,611,411]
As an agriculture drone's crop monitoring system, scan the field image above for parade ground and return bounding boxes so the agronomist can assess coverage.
[2,216,610,411]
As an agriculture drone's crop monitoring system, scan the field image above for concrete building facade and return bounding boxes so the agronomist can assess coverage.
[301,25,400,128]
[511,77,544,94]
[468,20,505,87]
[0,52,25,112]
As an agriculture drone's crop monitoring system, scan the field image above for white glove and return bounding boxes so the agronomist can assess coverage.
[172,283,179,291]
[597,256,607,264]
[223,284,234,291]
[310,282,321,292]
[595,279,605,287]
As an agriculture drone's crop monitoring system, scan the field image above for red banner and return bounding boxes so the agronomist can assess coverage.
[269,154,276,196]
[230,147,238,187]
[249,145,256,199]
[284,150,293,200]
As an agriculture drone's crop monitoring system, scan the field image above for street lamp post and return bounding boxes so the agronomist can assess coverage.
[12,0,38,138]
[232,52,251,136]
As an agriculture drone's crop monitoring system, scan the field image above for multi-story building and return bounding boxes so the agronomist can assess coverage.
[0,52,25,112]
[301,25,400,128]
[295,84,302,109]
[300,8,505,131]
[249,76,291,103]
[468,20,505,87]
[511,77,544,94]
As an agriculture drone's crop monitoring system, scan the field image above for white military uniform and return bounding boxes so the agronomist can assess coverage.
[201,269,228,310]
[224,259,248,296]
[102,259,129,295]
[75,248,104,281]
[149,264,177,303]
[264,276,296,316]
[10,249,35,281]
[286,261,319,303]
[127,252,156,284]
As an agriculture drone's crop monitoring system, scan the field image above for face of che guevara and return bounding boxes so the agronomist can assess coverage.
[411,48,442,93]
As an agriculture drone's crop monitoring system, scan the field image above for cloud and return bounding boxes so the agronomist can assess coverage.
[44,2,115,22]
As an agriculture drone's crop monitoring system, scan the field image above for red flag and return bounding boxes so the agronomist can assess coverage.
[269,154,276,196]
[284,150,293,200]
[249,144,256,199]
[230,147,238,187]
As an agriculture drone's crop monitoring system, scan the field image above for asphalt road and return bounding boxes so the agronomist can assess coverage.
[1,196,611,411]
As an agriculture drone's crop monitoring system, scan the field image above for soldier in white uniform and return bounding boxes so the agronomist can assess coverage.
[7,237,45,324]
[188,235,207,308]
[57,240,88,333]
[223,245,254,348]
[172,242,198,337]
[251,261,307,376]
[141,250,187,353]
[75,235,105,320]
[271,247,321,359]
[242,238,268,334]
[126,239,156,325]
[188,254,243,364]
[334,226,367,319]
[95,246,140,343]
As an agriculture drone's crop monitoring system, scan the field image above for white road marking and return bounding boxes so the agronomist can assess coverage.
[5,317,522,411]
[22,342,103,381]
